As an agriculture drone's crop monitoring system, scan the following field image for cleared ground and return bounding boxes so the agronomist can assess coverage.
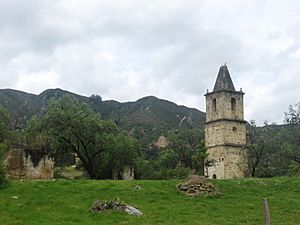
[0,177,299,225]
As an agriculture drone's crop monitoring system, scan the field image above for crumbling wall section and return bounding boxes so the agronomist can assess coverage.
[4,148,54,179]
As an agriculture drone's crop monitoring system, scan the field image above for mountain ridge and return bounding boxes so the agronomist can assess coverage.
[0,88,206,150]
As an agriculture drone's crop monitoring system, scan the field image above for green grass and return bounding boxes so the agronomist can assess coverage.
[0,177,300,225]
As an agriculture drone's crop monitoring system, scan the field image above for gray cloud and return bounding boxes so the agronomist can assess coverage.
[0,0,300,125]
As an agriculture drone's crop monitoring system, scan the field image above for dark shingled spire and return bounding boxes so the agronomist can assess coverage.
[213,64,235,92]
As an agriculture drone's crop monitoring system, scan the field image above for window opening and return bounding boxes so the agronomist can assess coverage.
[231,98,236,111]
[213,98,217,112]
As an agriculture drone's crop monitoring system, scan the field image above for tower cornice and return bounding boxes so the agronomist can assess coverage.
[205,118,247,125]
[206,143,246,149]
[204,89,245,97]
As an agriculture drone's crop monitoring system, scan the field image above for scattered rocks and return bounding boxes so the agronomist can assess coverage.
[90,198,143,216]
[177,175,218,196]
[123,205,143,216]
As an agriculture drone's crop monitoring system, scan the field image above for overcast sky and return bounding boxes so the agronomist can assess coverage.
[0,0,299,125]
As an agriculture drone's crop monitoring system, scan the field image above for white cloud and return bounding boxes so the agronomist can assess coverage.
[0,0,300,125]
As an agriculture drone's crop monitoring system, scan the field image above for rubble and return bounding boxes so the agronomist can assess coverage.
[90,198,143,216]
[177,175,218,196]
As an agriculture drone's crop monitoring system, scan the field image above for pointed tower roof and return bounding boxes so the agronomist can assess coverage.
[213,64,235,92]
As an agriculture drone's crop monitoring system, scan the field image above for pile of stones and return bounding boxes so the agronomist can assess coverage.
[90,198,143,216]
[177,175,217,196]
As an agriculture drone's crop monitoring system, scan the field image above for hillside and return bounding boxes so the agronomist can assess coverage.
[0,89,42,128]
[0,177,299,225]
[0,88,205,148]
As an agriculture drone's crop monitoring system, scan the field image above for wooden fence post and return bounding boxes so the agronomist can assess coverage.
[263,198,272,225]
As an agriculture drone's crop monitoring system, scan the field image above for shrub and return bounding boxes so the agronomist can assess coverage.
[288,163,300,176]
[0,166,7,188]
[0,146,7,188]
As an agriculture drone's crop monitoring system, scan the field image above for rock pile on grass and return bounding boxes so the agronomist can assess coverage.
[178,175,217,196]
[90,198,143,216]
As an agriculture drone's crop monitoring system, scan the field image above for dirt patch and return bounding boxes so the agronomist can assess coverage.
[154,135,168,148]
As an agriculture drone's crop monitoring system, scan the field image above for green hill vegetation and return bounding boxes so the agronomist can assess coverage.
[0,88,207,180]
[0,177,299,225]
[0,88,299,180]
[0,88,205,131]
[0,88,205,152]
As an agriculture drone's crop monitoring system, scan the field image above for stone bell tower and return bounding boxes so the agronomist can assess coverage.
[204,64,248,179]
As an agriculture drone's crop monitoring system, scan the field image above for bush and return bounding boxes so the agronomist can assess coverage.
[0,165,7,188]
[0,107,9,187]
[0,146,7,188]
[288,163,300,176]
[134,159,192,180]
[256,167,274,178]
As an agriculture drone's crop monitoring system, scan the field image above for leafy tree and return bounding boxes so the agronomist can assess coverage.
[0,107,10,142]
[167,128,206,174]
[167,128,195,167]
[247,120,290,177]
[89,94,102,103]
[284,103,300,124]
[192,139,207,175]
[247,109,300,177]
[247,120,267,177]
[29,95,138,179]
[98,132,139,179]
[25,116,53,152]
[158,149,179,169]
[133,128,205,179]
[24,116,72,167]
[281,103,300,176]
[46,95,118,179]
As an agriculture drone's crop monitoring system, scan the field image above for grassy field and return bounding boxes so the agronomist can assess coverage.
[0,177,300,225]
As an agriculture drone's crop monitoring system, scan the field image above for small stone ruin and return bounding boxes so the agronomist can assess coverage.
[177,175,217,196]
[4,147,54,180]
[112,166,134,180]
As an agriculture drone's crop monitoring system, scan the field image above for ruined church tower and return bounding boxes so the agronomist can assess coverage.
[205,64,248,179]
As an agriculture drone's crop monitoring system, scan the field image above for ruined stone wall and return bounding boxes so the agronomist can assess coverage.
[122,166,134,180]
[112,166,134,180]
[4,148,54,180]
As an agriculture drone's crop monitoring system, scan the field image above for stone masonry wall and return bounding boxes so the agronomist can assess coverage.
[205,89,248,179]
[206,91,244,123]
[4,148,54,179]
[207,146,248,179]
[205,120,246,147]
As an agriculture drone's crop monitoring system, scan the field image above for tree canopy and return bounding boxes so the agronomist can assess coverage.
[284,103,300,124]
[26,95,139,179]
[247,103,300,177]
